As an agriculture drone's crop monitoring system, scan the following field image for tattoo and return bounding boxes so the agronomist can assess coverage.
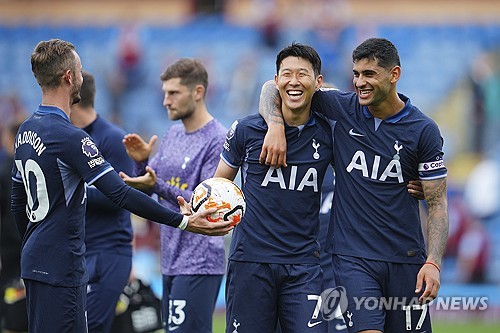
[423,178,449,267]
[258,80,283,125]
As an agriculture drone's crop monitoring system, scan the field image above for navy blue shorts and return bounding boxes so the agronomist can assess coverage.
[24,278,87,333]
[333,255,432,333]
[226,261,326,333]
[321,254,347,333]
[162,274,223,333]
[86,252,132,333]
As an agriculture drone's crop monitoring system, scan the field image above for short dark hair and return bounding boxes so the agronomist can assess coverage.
[276,42,322,76]
[160,58,208,96]
[31,39,77,89]
[352,38,401,69]
[78,71,96,108]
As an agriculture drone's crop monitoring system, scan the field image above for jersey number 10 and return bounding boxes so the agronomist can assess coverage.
[15,159,49,223]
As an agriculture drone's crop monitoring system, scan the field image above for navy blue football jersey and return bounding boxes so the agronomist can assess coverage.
[313,89,447,264]
[319,166,335,269]
[83,115,133,256]
[221,113,333,264]
[11,106,114,286]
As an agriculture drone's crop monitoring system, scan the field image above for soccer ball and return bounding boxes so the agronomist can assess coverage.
[190,177,246,226]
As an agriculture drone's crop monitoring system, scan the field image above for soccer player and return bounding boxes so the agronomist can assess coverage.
[70,71,134,333]
[259,37,449,333]
[120,58,227,333]
[212,43,333,332]
[10,39,232,332]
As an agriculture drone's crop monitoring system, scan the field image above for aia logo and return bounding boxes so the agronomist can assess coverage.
[347,150,403,183]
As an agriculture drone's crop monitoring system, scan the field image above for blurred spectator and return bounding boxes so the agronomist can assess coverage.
[261,14,280,49]
[469,59,486,153]
[445,193,469,258]
[312,0,350,88]
[107,25,144,125]
[446,192,490,284]
[463,143,500,283]
[464,153,500,221]
[0,93,26,147]
[257,1,281,50]
[469,51,500,154]
[131,216,161,253]
[192,0,222,14]
[455,217,490,284]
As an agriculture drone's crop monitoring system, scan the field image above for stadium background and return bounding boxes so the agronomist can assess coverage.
[0,0,499,331]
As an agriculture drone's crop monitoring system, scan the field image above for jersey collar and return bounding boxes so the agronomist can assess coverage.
[362,93,412,123]
[284,113,317,129]
[83,114,100,134]
[36,105,70,122]
[285,113,317,135]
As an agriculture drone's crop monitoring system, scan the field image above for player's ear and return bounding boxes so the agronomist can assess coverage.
[194,84,205,101]
[62,69,72,84]
[390,66,401,84]
[315,74,323,91]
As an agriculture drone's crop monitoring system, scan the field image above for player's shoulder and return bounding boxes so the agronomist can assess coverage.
[317,87,357,102]
[313,88,358,116]
[202,119,228,140]
[311,111,330,125]
[90,117,126,146]
[404,98,441,129]
[164,123,186,138]
[96,115,127,136]
[227,114,264,133]
[224,115,265,145]
[238,114,266,127]
[208,118,228,132]
[47,118,89,143]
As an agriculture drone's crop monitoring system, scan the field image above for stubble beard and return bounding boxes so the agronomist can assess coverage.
[71,94,81,105]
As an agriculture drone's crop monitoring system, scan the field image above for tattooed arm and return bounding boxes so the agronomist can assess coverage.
[415,177,449,303]
[258,80,288,168]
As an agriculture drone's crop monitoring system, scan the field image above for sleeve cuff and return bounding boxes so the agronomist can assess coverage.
[177,215,189,230]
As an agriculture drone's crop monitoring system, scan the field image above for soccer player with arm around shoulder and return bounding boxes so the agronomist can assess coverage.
[258,38,449,333]
[10,39,232,333]
[212,42,335,333]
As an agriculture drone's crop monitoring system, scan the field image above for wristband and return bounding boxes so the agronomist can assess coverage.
[424,261,441,272]
[177,215,189,230]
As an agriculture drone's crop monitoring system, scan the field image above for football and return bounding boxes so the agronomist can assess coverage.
[190,177,246,226]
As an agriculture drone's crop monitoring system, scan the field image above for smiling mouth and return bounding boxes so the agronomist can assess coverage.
[287,90,303,100]
[357,89,373,99]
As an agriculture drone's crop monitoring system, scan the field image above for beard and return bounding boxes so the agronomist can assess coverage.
[70,72,82,105]
[169,106,195,121]
[71,94,81,105]
[70,82,81,105]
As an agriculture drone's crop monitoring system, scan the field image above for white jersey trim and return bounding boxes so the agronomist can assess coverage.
[220,154,240,170]
[420,173,447,181]
[87,167,114,186]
